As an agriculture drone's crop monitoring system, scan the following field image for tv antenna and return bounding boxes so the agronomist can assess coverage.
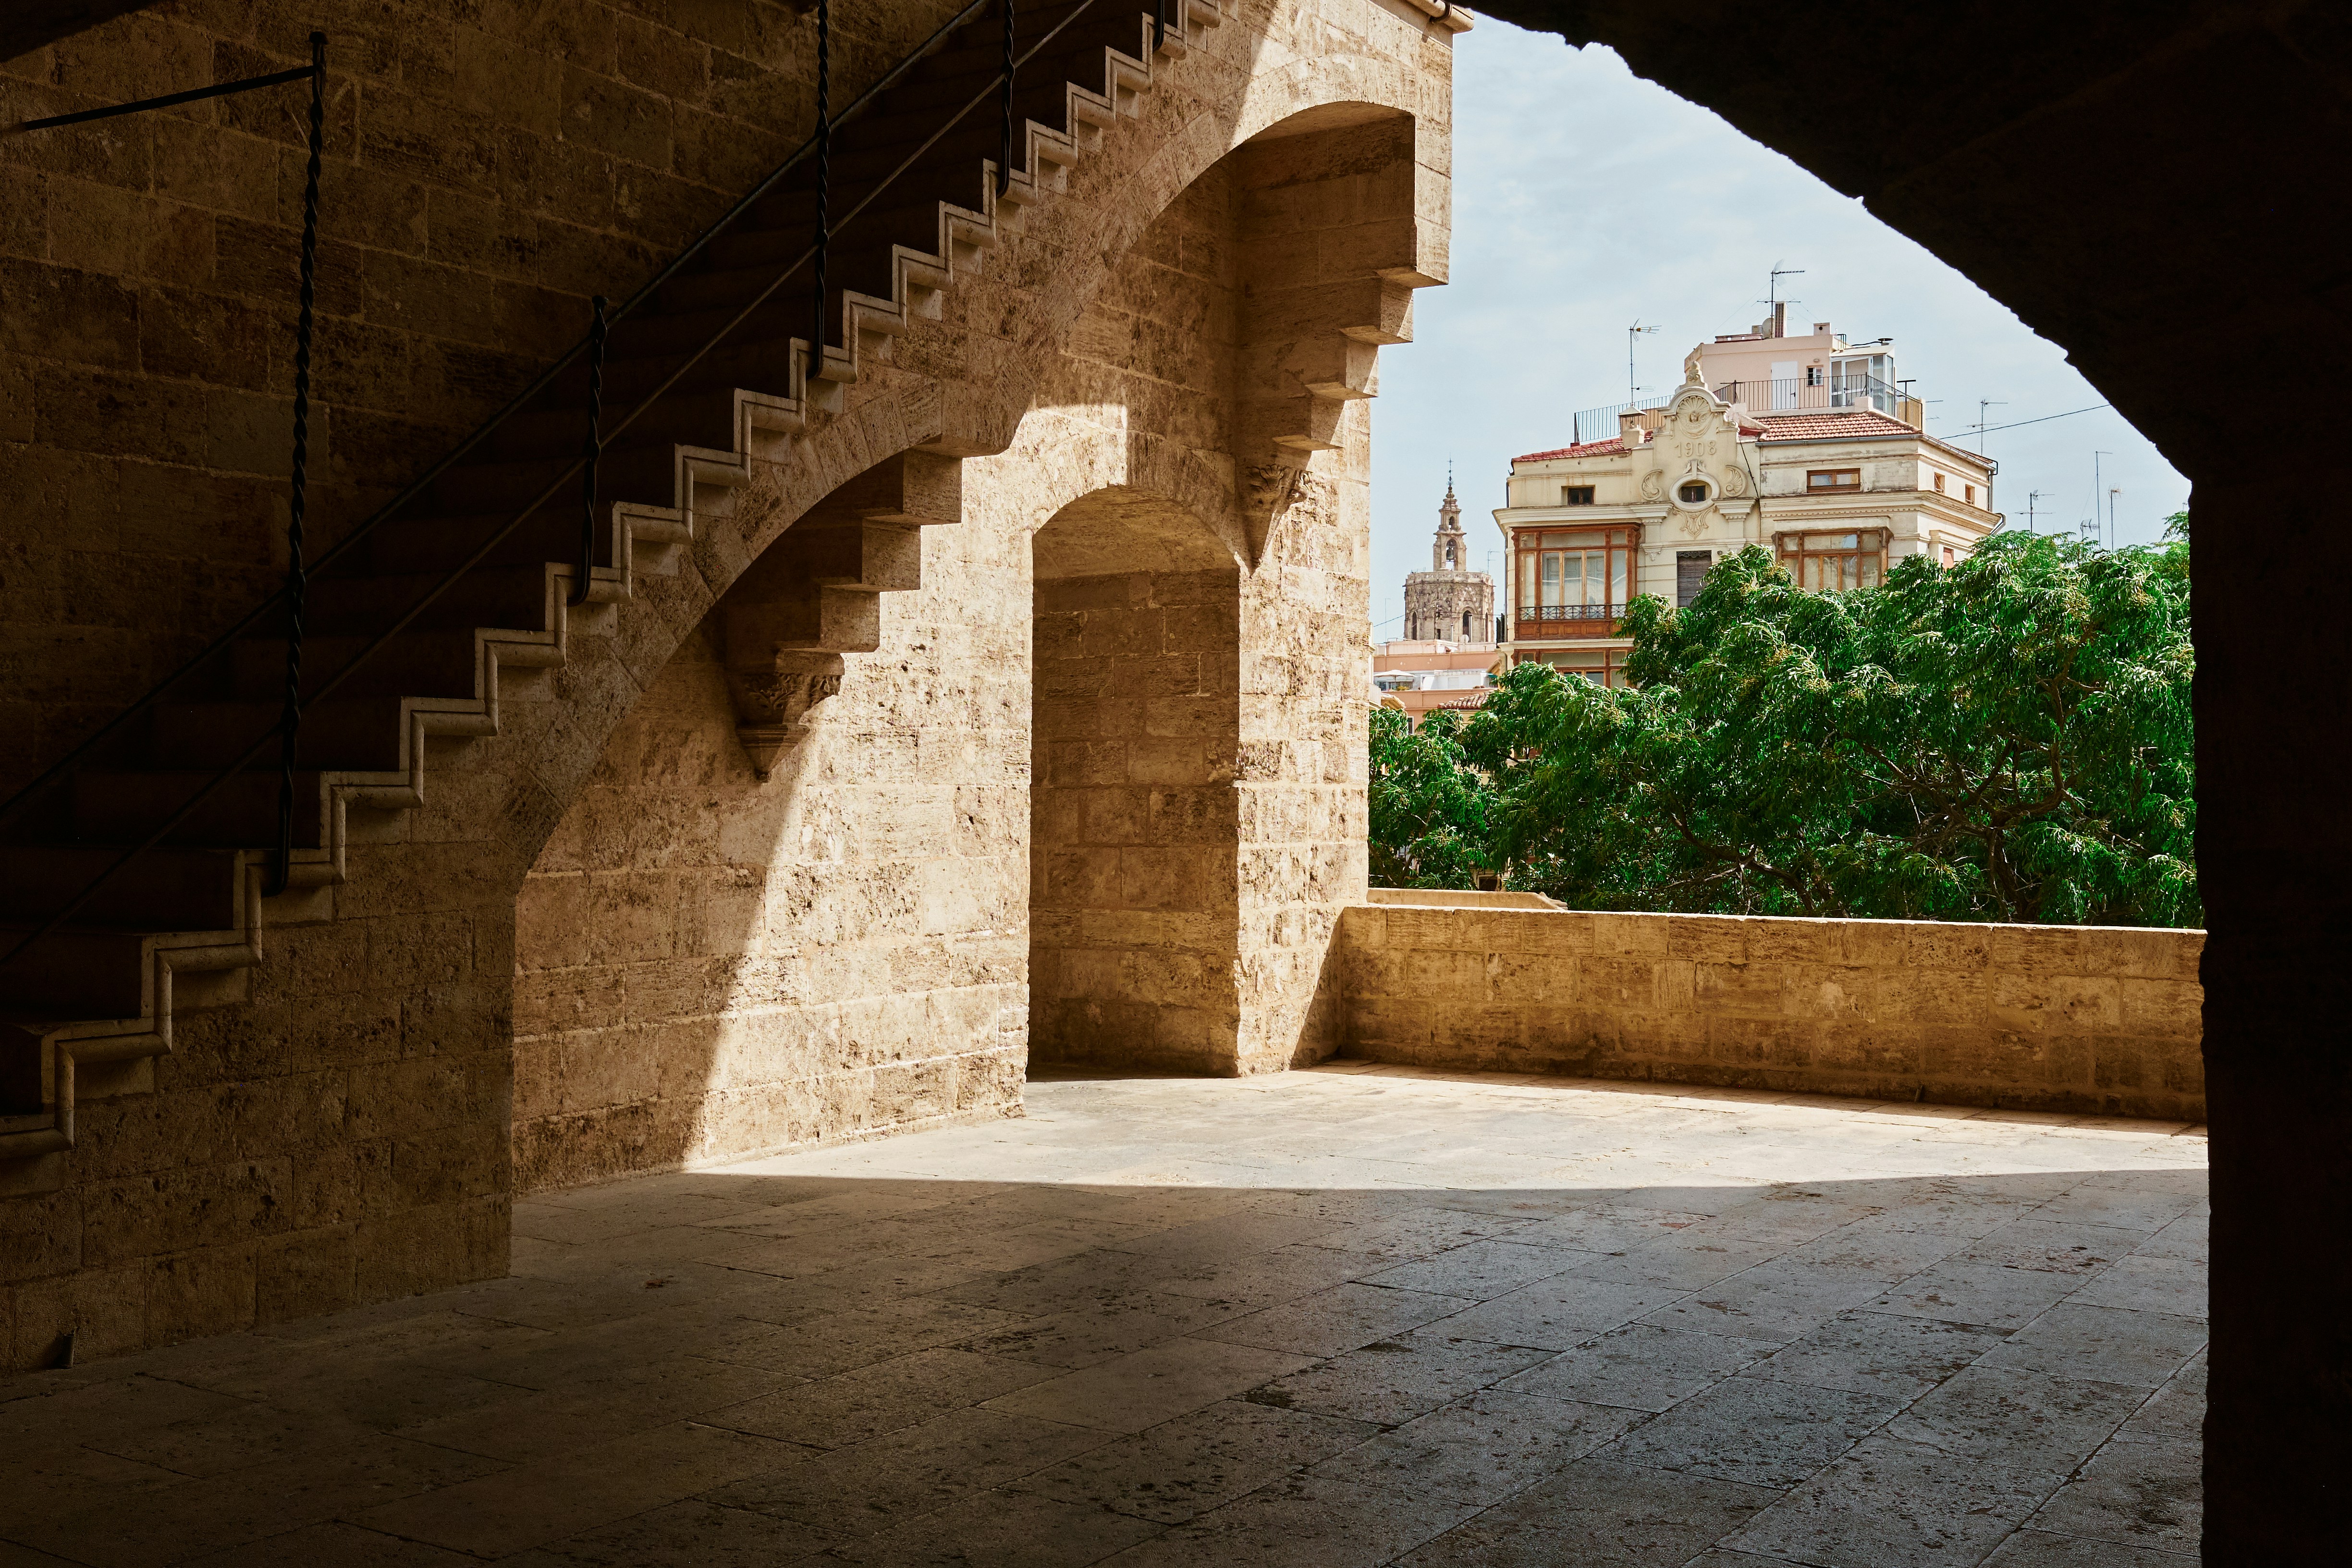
[1972,399,2008,453]
[1628,320,1659,406]
[1760,262,1805,316]
[2025,489,2044,534]
[2094,451,2114,548]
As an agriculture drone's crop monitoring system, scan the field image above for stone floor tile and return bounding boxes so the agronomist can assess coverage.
[349,1421,804,1558]
[697,1297,1029,1379]
[1510,1207,1725,1255]
[824,1487,1165,1567]
[952,1297,1220,1370]
[1570,1237,1789,1291]
[1410,1273,1687,1350]
[2025,1435,2201,1551]
[1191,1282,1470,1358]
[1637,1259,1893,1342]
[1303,1208,1543,1265]
[1782,1225,1969,1280]
[399,1353,803,1461]
[1389,1456,1782,1568]
[1012,1399,1379,1524]
[1883,1365,2149,1463]
[1978,1526,2198,1564]
[1307,1389,1643,1506]
[2067,1255,2207,1320]
[1094,1473,1474,1568]
[703,1407,1113,1535]
[2117,1351,2204,1444]
[1598,1374,1903,1489]
[1115,1209,1350,1264]
[2023,1184,2203,1233]
[1720,1435,2055,1567]
[707,1348,1060,1448]
[1863,1260,2082,1330]
[174,1520,487,1566]
[1953,1218,2142,1277]
[1359,1238,1577,1298]
[983,1337,1315,1433]
[2131,1209,2209,1262]
[1496,1323,1781,1413]
[1245,1331,1552,1426]
[495,1500,839,1567]
[17,1433,507,1567]
[76,1397,387,1480]
[1971,1304,2209,1389]
[1149,1242,1392,1312]
[1748,1310,2010,1398]
[936,1250,1189,1318]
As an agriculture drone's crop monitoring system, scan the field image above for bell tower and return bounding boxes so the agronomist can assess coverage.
[1433,478,1464,570]
[1401,468,1494,644]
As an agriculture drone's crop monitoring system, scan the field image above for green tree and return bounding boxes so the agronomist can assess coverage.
[1366,703,1499,889]
[1369,532,2197,926]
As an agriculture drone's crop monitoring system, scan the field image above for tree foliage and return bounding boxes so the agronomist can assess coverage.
[1367,531,2197,926]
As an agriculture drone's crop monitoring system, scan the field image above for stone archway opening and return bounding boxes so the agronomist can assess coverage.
[1028,488,1243,1076]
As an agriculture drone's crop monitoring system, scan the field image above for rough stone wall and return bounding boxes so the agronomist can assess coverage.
[0,0,1462,1365]
[508,552,1029,1191]
[1337,902,2206,1119]
[0,0,960,792]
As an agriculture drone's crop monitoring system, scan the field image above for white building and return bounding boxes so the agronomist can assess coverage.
[1497,343,1997,686]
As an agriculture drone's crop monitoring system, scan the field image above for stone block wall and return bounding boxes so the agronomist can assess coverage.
[1335,903,2205,1119]
[1031,564,1245,1071]
[0,0,961,791]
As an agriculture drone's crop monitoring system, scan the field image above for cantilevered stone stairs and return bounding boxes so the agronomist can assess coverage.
[0,2,1244,1167]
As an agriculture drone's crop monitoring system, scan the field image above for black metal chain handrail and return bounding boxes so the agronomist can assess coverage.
[810,0,833,377]
[567,295,609,611]
[999,0,1017,196]
[0,0,997,858]
[265,31,328,899]
[0,0,1125,975]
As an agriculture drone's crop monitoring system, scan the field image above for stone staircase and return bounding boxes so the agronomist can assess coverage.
[0,1,1225,1170]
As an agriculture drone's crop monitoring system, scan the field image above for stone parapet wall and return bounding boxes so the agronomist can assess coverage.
[1335,904,2205,1119]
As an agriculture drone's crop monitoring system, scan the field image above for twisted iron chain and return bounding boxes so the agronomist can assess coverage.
[569,295,609,609]
[998,0,1016,197]
[810,0,831,381]
[269,31,326,900]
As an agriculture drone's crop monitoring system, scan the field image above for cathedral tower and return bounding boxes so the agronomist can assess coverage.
[1402,475,1494,643]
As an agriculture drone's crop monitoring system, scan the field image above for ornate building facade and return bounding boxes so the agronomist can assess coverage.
[1496,353,1997,686]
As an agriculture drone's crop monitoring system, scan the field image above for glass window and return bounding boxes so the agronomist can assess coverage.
[1562,486,1594,505]
[1807,468,1860,490]
[1516,526,1635,629]
[1678,482,1708,503]
[1776,529,1888,593]
[1519,647,1629,687]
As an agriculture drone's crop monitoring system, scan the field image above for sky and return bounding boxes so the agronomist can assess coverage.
[1366,24,2190,640]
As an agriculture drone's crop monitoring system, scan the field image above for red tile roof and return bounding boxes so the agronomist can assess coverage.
[1752,410,1919,441]
[1514,437,1626,462]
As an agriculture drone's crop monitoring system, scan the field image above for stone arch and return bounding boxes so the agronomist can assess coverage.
[505,21,1441,1176]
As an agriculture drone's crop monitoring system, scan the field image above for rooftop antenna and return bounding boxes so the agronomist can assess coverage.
[1628,320,1660,405]
[2026,489,2044,534]
[2108,486,2122,550]
[1973,399,2008,454]
[1760,262,1805,335]
[2094,451,2114,549]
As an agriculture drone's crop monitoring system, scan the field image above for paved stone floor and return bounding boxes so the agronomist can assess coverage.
[3,1065,2209,1567]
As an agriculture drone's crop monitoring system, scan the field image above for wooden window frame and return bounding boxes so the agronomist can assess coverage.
[1806,467,1861,492]
[1774,527,1890,593]
[1562,485,1595,505]
[1514,524,1636,639]
[1516,646,1630,688]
